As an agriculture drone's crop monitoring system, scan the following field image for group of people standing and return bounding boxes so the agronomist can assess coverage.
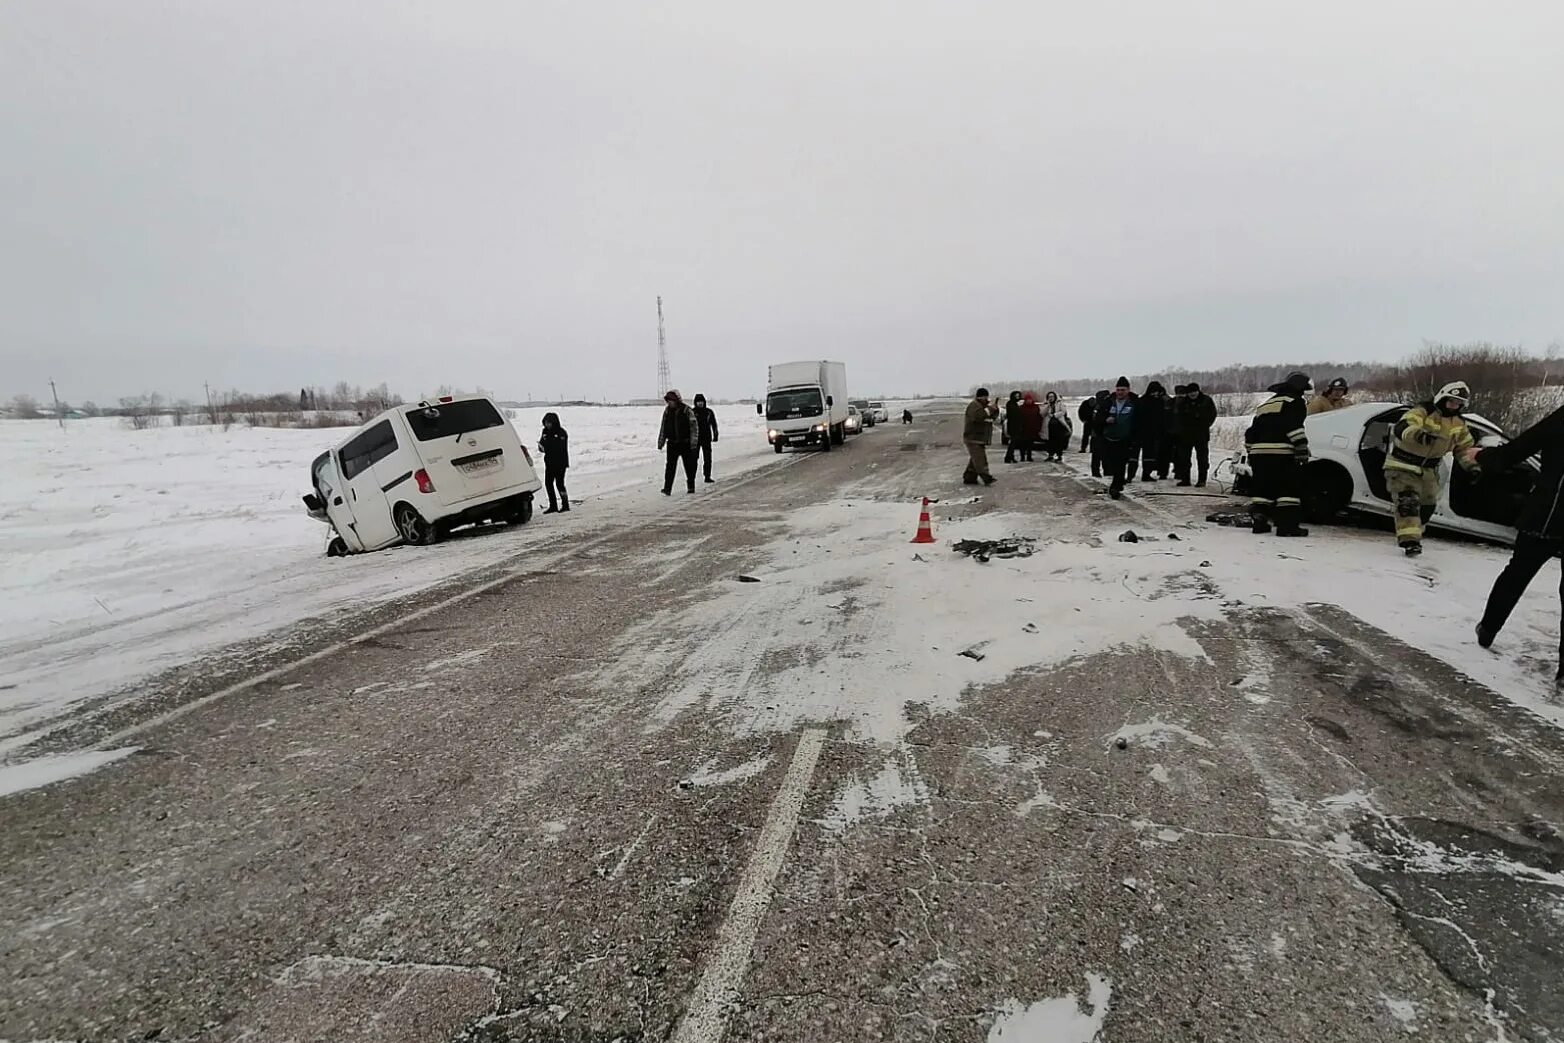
[1001,391,1075,464]
[1078,379,1220,499]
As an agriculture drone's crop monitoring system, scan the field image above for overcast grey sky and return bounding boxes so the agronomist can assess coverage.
[3,1,1560,404]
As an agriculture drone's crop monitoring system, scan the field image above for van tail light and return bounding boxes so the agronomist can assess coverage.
[415,469,436,494]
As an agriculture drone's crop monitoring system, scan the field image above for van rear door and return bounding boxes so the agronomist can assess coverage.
[405,399,533,507]
[339,420,401,549]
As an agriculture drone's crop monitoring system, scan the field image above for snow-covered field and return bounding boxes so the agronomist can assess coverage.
[0,406,779,756]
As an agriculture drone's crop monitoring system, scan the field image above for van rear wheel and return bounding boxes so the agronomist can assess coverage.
[394,503,436,546]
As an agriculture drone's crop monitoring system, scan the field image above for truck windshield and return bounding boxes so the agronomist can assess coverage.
[766,389,823,420]
[405,399,504,441]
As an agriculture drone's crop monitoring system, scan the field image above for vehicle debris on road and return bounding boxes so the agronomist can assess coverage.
[953,537,1036,562]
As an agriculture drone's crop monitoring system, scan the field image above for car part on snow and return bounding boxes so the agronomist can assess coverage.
[1206,511,1255,528]
[737,575,762,583]
[1118,530,1139,543]
[953,537,1036,563]
[958,647,987,662]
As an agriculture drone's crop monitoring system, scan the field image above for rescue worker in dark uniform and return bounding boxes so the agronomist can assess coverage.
[1243,372,1312,536]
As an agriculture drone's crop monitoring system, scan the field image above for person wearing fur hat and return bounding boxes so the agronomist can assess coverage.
[658,389,699,495]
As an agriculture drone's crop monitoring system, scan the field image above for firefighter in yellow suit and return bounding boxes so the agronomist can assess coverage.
[1384,381,1482,557]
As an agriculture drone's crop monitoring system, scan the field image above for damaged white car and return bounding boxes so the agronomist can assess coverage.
[1232,402,1534,544]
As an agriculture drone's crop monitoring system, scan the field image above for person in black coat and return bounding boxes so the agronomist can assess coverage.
[1173,382,1219,486]
[539,412,570,513]
[1134,381,1169,481]
[658,390,698,495]
[1003,391,1024,464]
[1077,395,1097,454]
[691,393,720,483]
[1474,403,1564,684]
[1086,390,1110,476]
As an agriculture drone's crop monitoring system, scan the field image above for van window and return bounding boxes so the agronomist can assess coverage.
[406,399,504,441]
[341,420,398,480]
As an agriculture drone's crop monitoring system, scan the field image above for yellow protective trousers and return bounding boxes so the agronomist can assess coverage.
[1386,468,1440,545]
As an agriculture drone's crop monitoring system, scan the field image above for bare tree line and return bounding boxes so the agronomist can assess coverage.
[980,341,1564,433]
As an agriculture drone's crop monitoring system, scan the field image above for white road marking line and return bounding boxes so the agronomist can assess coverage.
[671,727,827,1043]
[610,813,659,881]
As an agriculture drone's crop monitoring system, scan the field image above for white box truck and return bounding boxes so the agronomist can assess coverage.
[758,361,849,452]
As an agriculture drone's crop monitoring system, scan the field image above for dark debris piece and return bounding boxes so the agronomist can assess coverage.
[958,647,987,662]
[1206,511,1254,528]
[953,537,1036,563]
[737,575,762,583]
[1118,531,1139,543]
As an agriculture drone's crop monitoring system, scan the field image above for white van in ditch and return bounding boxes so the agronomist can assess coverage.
[302,395,543,555]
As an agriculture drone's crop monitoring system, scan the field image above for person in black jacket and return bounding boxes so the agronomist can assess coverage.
[1474,404,1564,683]
[1077,395,1097,454]
[691,393,720,483]
[1135,381,1169,481]
[1174,382,1219,486]
[1003,391,1024,464]
[538,412,570,513]
[1086,390,1110,476]
[658,390,698,495]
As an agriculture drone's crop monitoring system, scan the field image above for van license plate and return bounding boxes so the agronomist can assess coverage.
[459,457,501,476]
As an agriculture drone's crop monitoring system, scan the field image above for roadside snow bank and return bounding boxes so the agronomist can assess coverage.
[0,407,774,767]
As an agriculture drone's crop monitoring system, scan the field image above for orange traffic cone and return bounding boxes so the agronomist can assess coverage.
[911,497,936,544]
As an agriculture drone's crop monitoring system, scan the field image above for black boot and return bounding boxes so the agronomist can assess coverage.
[1476,622,1495,649]
[1251,514,1272,535]
[1403,541,1423,557]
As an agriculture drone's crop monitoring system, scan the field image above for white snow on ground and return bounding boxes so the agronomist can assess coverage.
[820,753,929,831]
[0,406,778,767]
[988,973,1112,1042]
[587,502,1236,744]
[1381,994,1420,1031]
[0,746,139,798]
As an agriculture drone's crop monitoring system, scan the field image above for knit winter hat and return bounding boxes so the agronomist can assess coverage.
[1115,376,1131,389]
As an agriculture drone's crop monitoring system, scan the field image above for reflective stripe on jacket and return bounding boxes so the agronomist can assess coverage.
[1385,405,1476,475]
[1244,394,1308,457]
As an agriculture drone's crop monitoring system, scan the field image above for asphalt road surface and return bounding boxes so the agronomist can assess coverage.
[3,406,1562,1043]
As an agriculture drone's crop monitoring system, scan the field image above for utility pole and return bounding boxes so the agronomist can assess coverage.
[49,377,64,429]
[656,296,672,397]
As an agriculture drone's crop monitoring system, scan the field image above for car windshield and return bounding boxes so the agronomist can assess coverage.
[767,390,823,419]
[405,399,504,441]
